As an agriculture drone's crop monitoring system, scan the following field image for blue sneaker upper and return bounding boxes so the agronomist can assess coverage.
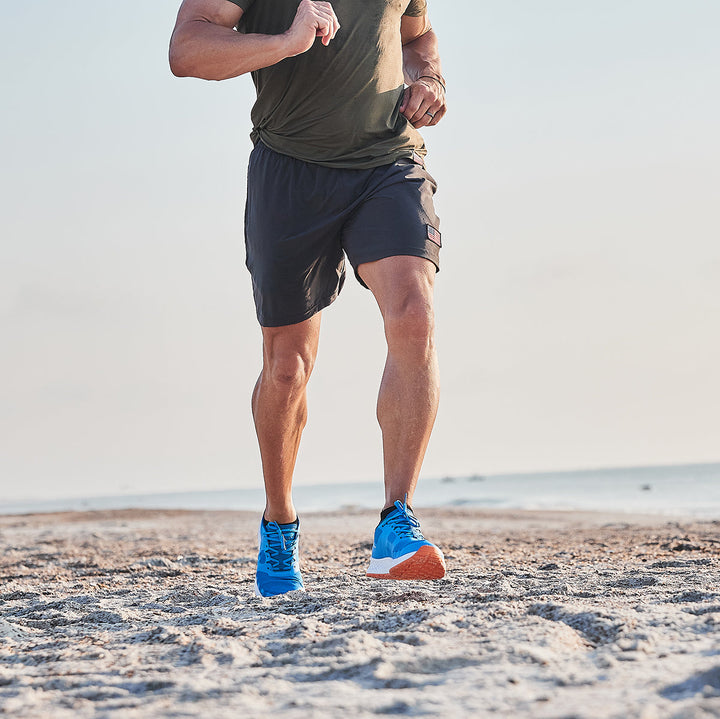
[371,499,434,560]
[255,518,304,597]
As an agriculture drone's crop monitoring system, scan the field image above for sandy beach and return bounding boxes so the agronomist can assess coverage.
[0,508,718,718]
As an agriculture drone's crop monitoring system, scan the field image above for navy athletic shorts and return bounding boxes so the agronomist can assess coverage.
[244,141,441,327]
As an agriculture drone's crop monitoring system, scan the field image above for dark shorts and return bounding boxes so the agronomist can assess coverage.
[244,142,441,327]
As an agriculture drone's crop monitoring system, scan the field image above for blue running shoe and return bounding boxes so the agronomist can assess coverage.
[367,499,446,580]
[255,517,305,597]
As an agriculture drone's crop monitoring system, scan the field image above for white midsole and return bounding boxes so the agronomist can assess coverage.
[367,550,418,575]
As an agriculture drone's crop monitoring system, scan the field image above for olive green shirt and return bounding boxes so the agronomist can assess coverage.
[228,0,428,168]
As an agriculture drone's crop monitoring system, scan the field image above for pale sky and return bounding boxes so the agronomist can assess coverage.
[1,1,719,502]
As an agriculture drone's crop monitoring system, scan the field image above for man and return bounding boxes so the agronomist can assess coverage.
[169,0,448,597]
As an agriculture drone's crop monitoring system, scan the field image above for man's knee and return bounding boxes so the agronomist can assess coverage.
[260,317,320,392]
[384,294,435,353]
[265,349,314,391]
[261,330,317,391]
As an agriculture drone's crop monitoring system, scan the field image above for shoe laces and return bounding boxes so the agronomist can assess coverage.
[265,522,297,571]
[385,497,424,540]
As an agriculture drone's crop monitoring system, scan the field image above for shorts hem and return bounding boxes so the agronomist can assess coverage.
[256,290,340,328]
[350,249,440,289]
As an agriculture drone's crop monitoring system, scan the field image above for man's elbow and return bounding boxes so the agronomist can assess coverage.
[168,27,208,78]
[400,16,433,46]
[168,34,197,78]
[169,45,230,81]
[168,30,186,75]
[169,53,187,78]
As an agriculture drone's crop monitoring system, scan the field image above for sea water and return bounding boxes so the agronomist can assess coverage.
[2,462,718,518]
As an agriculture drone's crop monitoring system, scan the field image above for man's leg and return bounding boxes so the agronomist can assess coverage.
[252,314,320,597]
[359,255,444,580]
[252,314,321,524]
[358,256,440,509]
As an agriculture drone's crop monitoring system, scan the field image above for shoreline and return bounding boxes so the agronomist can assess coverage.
[0,504,705,525]
[1,508,718,717]
[3,460,718,519]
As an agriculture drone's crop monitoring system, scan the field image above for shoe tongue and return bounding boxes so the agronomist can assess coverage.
[277,519,299,530]
[379,502,416,525]
[262,517,299,530]
[393,500,414,516]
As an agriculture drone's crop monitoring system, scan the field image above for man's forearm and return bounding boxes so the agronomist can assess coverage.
[170,22,290,80]
[402,29,443,87]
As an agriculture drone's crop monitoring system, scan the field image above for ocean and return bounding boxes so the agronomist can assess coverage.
[2,462,717,518]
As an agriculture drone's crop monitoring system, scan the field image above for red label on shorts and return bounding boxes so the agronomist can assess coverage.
[427,225,442,247]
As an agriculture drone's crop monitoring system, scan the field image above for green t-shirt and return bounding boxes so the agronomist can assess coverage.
[228,0,428,168]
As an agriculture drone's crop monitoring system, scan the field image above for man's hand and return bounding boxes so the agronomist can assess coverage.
[284,0,340,57]
[400,77,446,129]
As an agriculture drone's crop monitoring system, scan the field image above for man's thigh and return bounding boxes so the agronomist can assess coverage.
[341,158,442,290]
[358,255,436,319]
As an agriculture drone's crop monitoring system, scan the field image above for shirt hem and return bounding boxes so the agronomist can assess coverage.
[252,131,427,170]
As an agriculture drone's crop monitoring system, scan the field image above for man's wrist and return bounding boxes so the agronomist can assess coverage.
[417,74,446,93]
[280,28,302,58]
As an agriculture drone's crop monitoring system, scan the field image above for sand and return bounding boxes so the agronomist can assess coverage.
[0,507,718,718]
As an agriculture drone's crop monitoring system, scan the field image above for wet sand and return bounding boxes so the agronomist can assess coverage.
[1,508,718,718]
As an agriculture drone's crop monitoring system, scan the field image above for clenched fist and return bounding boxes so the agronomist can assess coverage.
[284,0,340,57]
[400,76,447,129]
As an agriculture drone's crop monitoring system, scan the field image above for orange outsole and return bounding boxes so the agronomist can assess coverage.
[367,544,446,580]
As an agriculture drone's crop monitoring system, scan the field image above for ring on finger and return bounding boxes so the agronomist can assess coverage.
[425,111,435,119]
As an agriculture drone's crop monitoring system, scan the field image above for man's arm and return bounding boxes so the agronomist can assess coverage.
[169,0,340,81]
[399,13,446,129]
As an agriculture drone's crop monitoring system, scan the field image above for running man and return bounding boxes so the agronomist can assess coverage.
[169,0,448,596]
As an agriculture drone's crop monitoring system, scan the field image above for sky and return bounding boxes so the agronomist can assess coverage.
[1,1,719,503]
